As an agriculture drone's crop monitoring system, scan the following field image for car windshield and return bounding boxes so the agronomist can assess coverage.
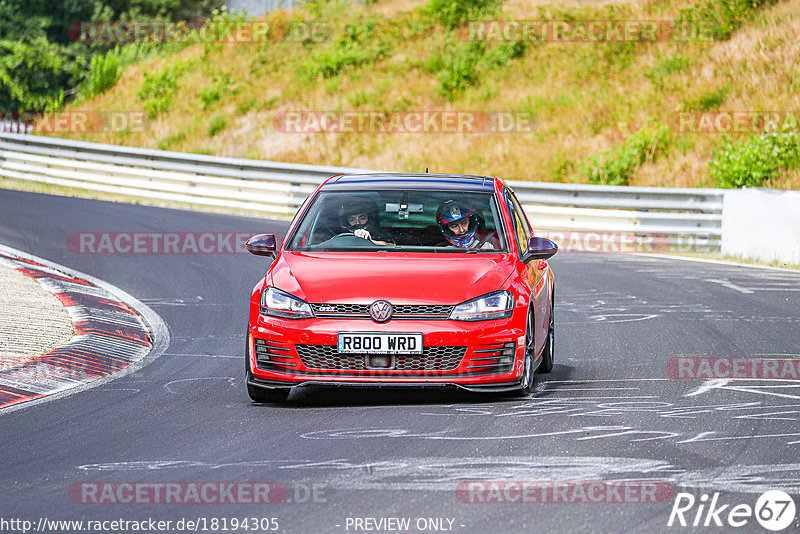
[286,190,508,252]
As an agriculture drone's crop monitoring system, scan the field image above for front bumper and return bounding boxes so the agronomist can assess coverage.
[247,313,527,389]
[246,374,525,393]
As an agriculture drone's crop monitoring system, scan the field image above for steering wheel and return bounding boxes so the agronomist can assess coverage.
[314,233,381,248]
[339,231,397,246]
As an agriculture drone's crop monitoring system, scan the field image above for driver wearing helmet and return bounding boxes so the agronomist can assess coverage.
[338,198,394,246]
[436,200,498,250]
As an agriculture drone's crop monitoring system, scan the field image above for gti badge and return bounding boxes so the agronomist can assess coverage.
[369,300,393,322]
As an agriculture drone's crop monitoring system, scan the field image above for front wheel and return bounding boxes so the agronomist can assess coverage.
[513,310,536,396]
[538,293,555,374]
[245,330,290,403]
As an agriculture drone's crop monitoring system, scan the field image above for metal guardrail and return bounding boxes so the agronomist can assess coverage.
[0,132,723,247]
[0,132,377,216]
[0,121,33,134]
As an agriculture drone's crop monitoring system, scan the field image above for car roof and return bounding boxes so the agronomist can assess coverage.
[322,173,499,192]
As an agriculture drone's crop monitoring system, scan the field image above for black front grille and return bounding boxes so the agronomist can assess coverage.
[296,344,466,371]
[312,304,369,316]
[310,303,453,320]
[395,305,453,316]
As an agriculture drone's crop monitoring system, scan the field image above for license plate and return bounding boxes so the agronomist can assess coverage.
[337,333,423,354]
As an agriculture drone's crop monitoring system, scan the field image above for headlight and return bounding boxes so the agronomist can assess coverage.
[260,287,314,319]
[450,290,513,321]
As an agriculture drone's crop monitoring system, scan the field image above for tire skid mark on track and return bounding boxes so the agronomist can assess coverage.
[0,251,153,409]
[288,383,800,447]
[163,376,237,394]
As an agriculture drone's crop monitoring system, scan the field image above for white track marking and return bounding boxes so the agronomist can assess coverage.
[686,379,730,396]
[543,387,641,391]
[718,385,800,400]
[704,278,754,294]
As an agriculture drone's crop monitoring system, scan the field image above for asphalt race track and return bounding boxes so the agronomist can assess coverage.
[2,188,800,533]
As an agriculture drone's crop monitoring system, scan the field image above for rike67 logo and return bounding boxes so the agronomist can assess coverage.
[668,490,797,531]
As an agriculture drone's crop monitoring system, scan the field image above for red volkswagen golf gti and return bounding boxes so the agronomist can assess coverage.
[245,173,557,402]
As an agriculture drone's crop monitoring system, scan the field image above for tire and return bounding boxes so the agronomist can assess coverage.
[538,291,555,374]
[245,330,290,403]
[513,309,536,396]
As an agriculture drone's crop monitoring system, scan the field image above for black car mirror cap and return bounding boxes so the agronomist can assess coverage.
[245,234,278,257]
[521,236,558,262]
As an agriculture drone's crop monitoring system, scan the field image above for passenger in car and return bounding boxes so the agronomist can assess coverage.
[436,200,500,250]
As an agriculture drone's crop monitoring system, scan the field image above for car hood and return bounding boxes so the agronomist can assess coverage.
[267,251,515,305]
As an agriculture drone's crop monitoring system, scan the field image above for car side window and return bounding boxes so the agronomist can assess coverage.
[505,189,532,256]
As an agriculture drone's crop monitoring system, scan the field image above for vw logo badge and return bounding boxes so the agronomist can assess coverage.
[369,300,393,322]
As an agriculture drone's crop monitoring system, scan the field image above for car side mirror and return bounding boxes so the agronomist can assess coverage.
[521,236,558,263]
[245,234,277,257]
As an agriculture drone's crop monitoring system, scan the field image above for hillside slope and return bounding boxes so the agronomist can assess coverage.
[47,0,800,189]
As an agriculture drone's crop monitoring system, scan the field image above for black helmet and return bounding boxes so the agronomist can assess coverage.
[338,198,379,231]
[436,200,478,247]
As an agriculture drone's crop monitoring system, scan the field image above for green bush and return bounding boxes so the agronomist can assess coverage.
[684,85,729,111]
[424,0,499,29]
[236,95,258,115]
[83,49,121,98]
[426,38,526,100]
[137,62,189,118]
[582,123,670,185]
[647,54,690,80]
[198,73,235,110]
[709,127,800,188]
[676,0,778,41]
[430,41,484,99]
[305,46,385,78]
[158,130,187,150]
[301,20,391,79]
[486,40,527,66]
[207,114,227,136]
